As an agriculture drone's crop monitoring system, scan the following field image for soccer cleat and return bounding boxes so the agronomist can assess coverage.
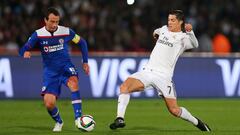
[195,117,211,131]
[109,117,126,130]
[75,117,81,128]
[53,122,64,132]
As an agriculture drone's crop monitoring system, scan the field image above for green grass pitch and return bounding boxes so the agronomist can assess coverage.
[0,98,239,135]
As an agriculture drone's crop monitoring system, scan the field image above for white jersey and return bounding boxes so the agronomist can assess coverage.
[145,25,198,78]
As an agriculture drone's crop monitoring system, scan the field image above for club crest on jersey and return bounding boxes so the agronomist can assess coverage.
[59,39,64,44]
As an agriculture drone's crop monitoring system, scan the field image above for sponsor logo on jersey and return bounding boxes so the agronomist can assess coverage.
[43,44,64,53]
[157,36,173,47]
[157,39,173,47]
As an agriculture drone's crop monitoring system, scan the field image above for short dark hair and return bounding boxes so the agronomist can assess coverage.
[45,7,60,20]
[169,10,185,32]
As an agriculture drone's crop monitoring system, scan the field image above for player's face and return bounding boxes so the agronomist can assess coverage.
[168,14,182,32]
[45,13,60,32]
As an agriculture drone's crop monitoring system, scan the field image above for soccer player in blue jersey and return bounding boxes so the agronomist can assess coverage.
[19,7,89,132]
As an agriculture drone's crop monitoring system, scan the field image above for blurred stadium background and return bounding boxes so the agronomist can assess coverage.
[0,0,240,53]
[0,0,240,135]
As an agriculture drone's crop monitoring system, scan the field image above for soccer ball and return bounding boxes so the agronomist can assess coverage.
[77,115,96,132]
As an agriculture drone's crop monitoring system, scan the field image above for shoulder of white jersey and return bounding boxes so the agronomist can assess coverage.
[159,25,168,34]
[54,25,70,36]
[35,26,70,37]
[154,25,167,35]
[36,27,50,37]
[161,25,168,29]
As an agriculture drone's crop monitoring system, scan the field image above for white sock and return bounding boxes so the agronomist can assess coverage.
[117,93,130,118]
[179,107,198,125]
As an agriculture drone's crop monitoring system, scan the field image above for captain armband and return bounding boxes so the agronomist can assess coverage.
[72,34,81,44]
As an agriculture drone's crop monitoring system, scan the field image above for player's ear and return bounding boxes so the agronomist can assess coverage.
[179,20,183,25]
[44,17,48,23]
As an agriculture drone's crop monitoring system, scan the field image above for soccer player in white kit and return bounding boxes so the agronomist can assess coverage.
[110,10,211,131]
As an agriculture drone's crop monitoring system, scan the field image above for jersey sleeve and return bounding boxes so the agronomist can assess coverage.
[153,25,167,40]
[153,27,161,36]
[69,29,81,44]
[69,29,88,63]
[183,31,199,50]
[19,32,38,56]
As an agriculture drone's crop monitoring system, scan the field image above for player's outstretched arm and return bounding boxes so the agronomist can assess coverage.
[70,29,88,63]
[78,38,89,75]
[19,32,38,58]
[78,38,88,63]
[184,24,199,49]
[70,29,89,74]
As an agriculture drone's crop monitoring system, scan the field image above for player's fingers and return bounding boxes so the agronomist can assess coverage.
[85,66,90,75]
[24,52,31,58]
[83,65,89,75]
[24,54,31,58]
[185,25,192,32]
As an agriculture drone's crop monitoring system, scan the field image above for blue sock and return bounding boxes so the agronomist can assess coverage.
[71,91,82,119]
[47,107,63,124]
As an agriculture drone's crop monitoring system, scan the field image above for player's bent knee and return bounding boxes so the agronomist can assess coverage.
[44,100,55,110]
[43,94,56,110]
[67,79,79,91]
[120,83,130,94]
[168,107,180,117]
[68,82,79,91]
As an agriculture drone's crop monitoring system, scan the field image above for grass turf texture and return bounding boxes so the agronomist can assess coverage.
[0,99,239,135]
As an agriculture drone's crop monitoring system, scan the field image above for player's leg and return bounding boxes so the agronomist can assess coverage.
[154,78,211,131]
[164,97,211,131]
[62,64,82,125]
[43,93,63,132]
[110,77,145,130]
[117,77,145,118]
[67,76,83,127]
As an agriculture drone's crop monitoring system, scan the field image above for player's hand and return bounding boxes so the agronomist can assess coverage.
[82,63,90,75]
[185,24,192,32]
[24,51,31,58]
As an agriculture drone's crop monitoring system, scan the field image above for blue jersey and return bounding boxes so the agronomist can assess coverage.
[20,25,88,69]
[19,25,88,97]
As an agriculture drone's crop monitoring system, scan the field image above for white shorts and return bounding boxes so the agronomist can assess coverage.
[129,68,177,99]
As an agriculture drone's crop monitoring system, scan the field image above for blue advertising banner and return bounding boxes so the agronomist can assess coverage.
[0,55,239,99]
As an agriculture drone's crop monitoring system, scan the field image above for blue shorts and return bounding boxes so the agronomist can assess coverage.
[41,63,78,97]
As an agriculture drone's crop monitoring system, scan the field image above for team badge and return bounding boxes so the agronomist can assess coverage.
[59,39,64,44]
